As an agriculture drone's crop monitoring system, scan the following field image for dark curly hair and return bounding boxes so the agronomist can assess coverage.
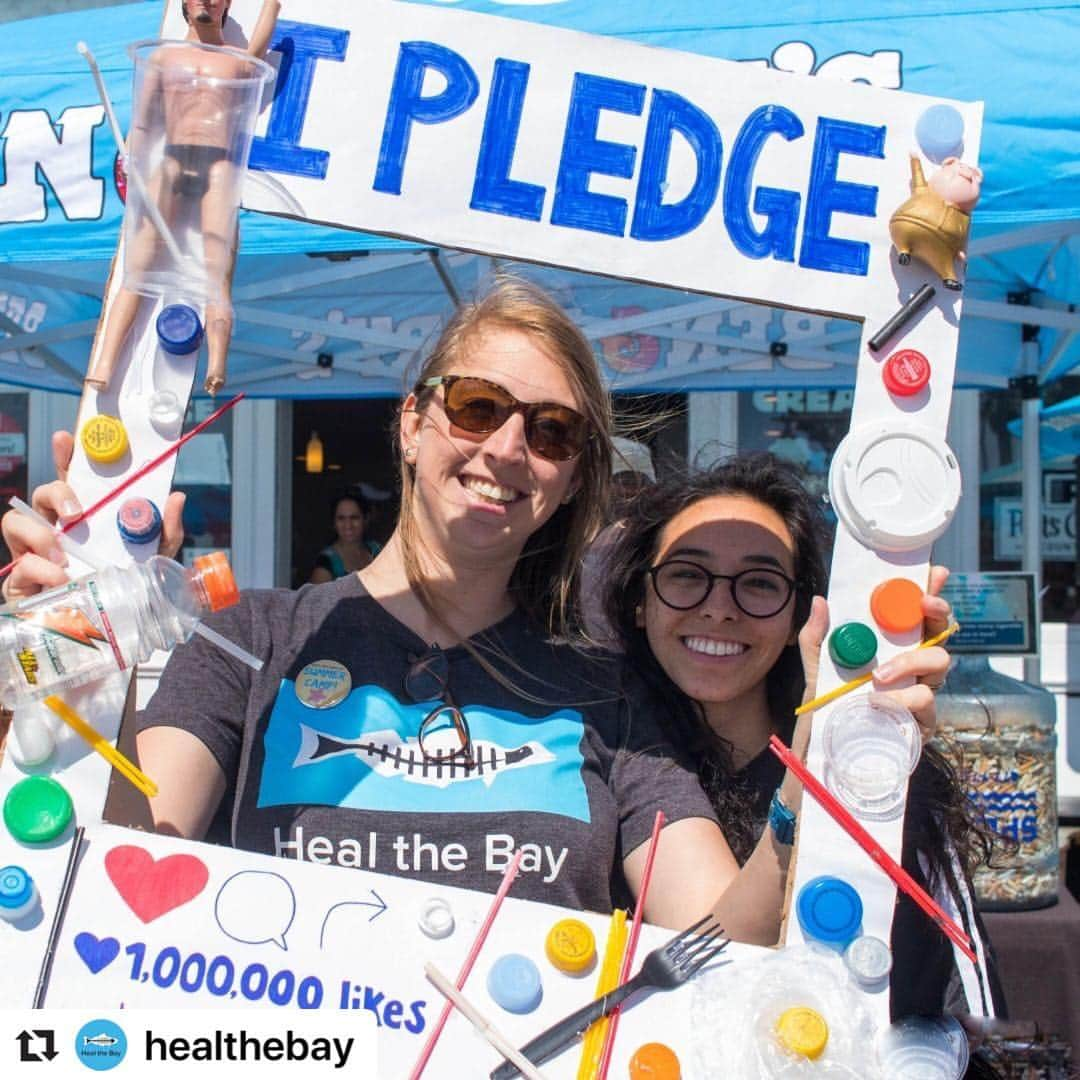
[602,451,991,882]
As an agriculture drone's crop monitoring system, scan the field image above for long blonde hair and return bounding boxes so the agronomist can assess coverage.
[397,275,612,639]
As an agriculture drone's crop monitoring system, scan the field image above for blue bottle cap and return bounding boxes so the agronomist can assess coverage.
[915,104,965,163]
[116,497,163,544]
[0,865,33,910]
[487,953,543,1014]
[156,304,204,356]
[796,875,863,949]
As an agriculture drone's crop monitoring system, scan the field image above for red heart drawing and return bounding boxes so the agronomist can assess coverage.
[104,846,209,924]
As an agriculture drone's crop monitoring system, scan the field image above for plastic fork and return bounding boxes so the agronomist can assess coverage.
[489,914,728,1080]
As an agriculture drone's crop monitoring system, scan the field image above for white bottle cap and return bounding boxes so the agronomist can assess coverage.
[829,422,960,553]
[418,897,455,939]
[7,710,56,768]
[843,935,893,985]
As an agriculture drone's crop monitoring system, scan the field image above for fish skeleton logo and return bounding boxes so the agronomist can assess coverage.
[294,725,555,788]
[83,1034,119,1047]
[258,681,590,820]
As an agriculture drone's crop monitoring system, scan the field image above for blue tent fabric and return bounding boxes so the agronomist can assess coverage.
[0,1,1077,396]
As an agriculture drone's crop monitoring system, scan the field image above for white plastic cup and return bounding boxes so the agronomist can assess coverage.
[877,1016,970,1079]
[822,693,921,820]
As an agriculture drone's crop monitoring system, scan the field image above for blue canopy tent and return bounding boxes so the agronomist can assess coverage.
[1,0,1078,401]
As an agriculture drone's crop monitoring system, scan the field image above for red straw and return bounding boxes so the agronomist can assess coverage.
[0,393,244,580]
[596,810,665,1080]
[768,735,976,963]
[409,849,524,1080]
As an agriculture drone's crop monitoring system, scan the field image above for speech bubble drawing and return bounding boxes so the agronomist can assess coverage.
[213,871,296,951]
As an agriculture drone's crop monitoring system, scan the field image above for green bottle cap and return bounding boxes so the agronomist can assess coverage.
[828,622,878,669]
[3,776,74,844]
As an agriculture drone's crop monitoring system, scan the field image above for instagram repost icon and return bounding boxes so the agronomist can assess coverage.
[75,1019,127,1071]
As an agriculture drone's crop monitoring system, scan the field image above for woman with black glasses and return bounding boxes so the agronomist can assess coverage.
[601,453,1005,1022]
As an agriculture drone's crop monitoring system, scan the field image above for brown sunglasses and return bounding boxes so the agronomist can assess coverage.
[419,374,591,462]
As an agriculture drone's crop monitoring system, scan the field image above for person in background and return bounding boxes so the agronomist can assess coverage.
[602,452,1006,1025]
[309,488,382,583]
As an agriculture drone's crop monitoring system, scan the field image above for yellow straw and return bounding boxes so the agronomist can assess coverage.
[794,622,961,717]
[43,695,158,798]
[576,908,628,1080]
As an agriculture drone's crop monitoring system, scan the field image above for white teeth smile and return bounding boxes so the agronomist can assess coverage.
[462,476,519,504]
[683,637,747,657]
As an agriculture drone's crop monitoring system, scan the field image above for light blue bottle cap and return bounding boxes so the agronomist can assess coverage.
[796,875,863,949]
[156,304,204,356]
[916,105,965,163]
[487,953,543,1014]
[0,865,33,910]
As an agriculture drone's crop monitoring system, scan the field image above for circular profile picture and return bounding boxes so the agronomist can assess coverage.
[75,1019,127,1072]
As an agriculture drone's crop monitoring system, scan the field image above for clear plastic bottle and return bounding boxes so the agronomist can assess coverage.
[933,655,1058,911]
[0,552,237,708]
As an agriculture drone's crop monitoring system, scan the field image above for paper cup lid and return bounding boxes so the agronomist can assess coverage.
[829,422,960,553]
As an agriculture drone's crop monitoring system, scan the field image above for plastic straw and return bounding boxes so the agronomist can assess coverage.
[576,909,628,1080]
[409,849,524,1079]
[34,826,86,1007]
[425,964,550,1080]
[596,811,665,1080]
[77,42,187,268]
[795,622,961,716]
[0,393,244,581]
[8,497,104,572]
[193,622,264,671]
[768,734,976,963]
[43,695,158,799]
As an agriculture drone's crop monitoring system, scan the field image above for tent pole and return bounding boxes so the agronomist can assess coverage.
[1019,335,1042,684]
[428,251,461,308]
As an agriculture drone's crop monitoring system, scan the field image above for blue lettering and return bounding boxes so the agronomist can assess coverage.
[723,105,804,261]
[551,74,645,237]
[249,20,350,179]
[374,42,480,196]
[630,90,721,242]
[471,59,545,221]
[799,117,884,276]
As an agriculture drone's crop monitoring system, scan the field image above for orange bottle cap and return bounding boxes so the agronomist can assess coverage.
[870,578,925,634]
[193,551,239,612]
[629,1042,681,1080]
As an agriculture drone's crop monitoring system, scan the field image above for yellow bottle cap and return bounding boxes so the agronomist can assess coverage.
[629,1042,681,1080]
[80,414,129,464]
[544,918,596,974]
[775,1006,829,1060]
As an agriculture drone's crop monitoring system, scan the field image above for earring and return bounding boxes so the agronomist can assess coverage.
[404,446,416,461]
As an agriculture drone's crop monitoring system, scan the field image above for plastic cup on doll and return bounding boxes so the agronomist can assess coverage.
[821,694,921,820]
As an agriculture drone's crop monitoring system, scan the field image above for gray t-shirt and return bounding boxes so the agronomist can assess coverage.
[138,574,716,912]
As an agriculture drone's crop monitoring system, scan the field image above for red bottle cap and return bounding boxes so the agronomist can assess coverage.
[882,349,931,397]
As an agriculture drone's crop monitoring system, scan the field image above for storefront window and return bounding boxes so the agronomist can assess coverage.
[173,398,232,568]
[738,388,852,512]
[0,392,28,568]
[980,378,1080,623]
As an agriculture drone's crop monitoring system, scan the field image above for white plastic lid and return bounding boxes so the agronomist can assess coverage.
[828,422,960,552]
[878,1017,970,1080]
[418,897,455,940]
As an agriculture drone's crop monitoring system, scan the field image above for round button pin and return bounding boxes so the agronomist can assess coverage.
[487,954,543,1014]
[295,660,351,709]
[3,776,74,844]
[828,622,877,669]
[883,349,931,397]
[775,1006,829,1060]
[870,578,925,635]
[796,875,863,950]
[80,414,129,465]
[545,918,596,974]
